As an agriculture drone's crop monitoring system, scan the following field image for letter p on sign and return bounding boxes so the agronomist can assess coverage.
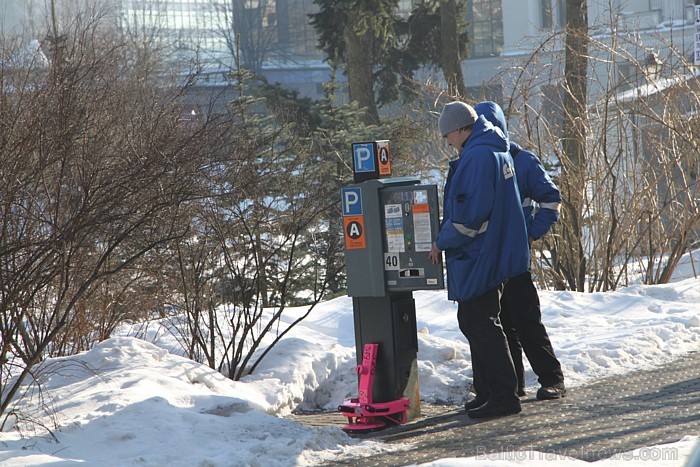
[352,143,375,173]
[341,187,362,216]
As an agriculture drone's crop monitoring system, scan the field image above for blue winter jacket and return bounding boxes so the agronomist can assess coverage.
[474,102,562,240]
[436,114,530,302]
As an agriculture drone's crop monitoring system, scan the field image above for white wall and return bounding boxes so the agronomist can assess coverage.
[0,0,25,36]
[502,0,544,55]
[466,0,696,95]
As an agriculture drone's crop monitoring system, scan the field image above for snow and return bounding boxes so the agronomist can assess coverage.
[614,69,700,103]
[1,253,699,466]
[418,436,699,466]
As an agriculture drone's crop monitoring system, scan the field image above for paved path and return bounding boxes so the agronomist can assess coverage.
[291,351,700,466]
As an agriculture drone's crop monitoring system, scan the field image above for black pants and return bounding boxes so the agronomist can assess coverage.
[500,271,564,389]
[457,285,519,405]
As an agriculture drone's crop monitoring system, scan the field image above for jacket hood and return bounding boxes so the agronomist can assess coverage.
[462,113,508,155]
[474,101,509,139]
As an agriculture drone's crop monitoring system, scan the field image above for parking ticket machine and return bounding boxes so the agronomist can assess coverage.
[338,141,444,431]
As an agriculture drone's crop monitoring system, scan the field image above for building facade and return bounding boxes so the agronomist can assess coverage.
[2,1,697,101]
[465,0,696,100]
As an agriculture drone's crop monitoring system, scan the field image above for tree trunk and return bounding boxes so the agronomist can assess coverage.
[343,19,381,125]
[560,0,589,291]
[440,0,467,98]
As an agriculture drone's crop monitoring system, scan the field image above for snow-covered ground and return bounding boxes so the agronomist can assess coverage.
[1,253,699,466]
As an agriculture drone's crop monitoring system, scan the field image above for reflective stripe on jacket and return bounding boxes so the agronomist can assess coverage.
[510,143,561,240]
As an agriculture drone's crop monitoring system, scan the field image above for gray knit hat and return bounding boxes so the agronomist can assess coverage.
[438,101,478,136]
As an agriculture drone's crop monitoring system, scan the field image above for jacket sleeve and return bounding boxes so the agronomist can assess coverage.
[525,152,561,240]
[436,152,495,250]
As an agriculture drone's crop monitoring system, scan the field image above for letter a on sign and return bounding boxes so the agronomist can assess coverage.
[377,140,391,176]
[344,216,366,249]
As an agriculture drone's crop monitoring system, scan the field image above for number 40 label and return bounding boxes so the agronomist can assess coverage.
[384,253,400,270]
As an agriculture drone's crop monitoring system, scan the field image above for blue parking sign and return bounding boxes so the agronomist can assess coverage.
[341,187,363,216]
[353,143,375,173]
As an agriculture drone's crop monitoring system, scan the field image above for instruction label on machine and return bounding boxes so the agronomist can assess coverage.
[412,202,432,252]
[384,204,405,252]
[380,185,444,291]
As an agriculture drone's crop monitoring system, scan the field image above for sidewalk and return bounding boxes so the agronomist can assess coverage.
[291,350,700,466]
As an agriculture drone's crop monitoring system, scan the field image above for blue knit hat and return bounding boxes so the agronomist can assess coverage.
[438,101,478,136]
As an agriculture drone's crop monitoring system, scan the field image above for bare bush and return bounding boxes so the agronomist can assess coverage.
[147,69,354,380]
[0,10,216,416]
[503,16,700,291]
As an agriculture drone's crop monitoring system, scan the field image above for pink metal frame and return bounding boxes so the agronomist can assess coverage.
[338,343,411,432]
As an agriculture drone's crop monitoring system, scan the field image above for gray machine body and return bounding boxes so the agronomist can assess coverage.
[342,177,444,297]
[341,175,445,412]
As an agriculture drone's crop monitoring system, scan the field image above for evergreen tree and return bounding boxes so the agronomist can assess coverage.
[439,0,469,97]
[388,0,469,102]
[310,0,400,123]
[310,0,470,110]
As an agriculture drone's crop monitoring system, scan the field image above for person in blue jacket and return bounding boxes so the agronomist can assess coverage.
[474,101,566,402]
[429,101,530,419]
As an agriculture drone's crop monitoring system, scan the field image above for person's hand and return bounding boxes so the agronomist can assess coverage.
[429,242,441,265]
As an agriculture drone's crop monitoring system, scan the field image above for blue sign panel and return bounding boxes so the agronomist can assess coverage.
[341,187,363,216]
[353,143,375,173]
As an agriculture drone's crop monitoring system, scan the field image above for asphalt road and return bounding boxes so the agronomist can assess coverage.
[291,350,700,466]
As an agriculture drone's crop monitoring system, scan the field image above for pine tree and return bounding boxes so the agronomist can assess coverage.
[310,0,470,110]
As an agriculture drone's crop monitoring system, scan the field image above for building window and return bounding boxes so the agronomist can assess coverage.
[556,0,566,29]
[467,0,503,58]
[540,0,553,29]
[540,0,566,30]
